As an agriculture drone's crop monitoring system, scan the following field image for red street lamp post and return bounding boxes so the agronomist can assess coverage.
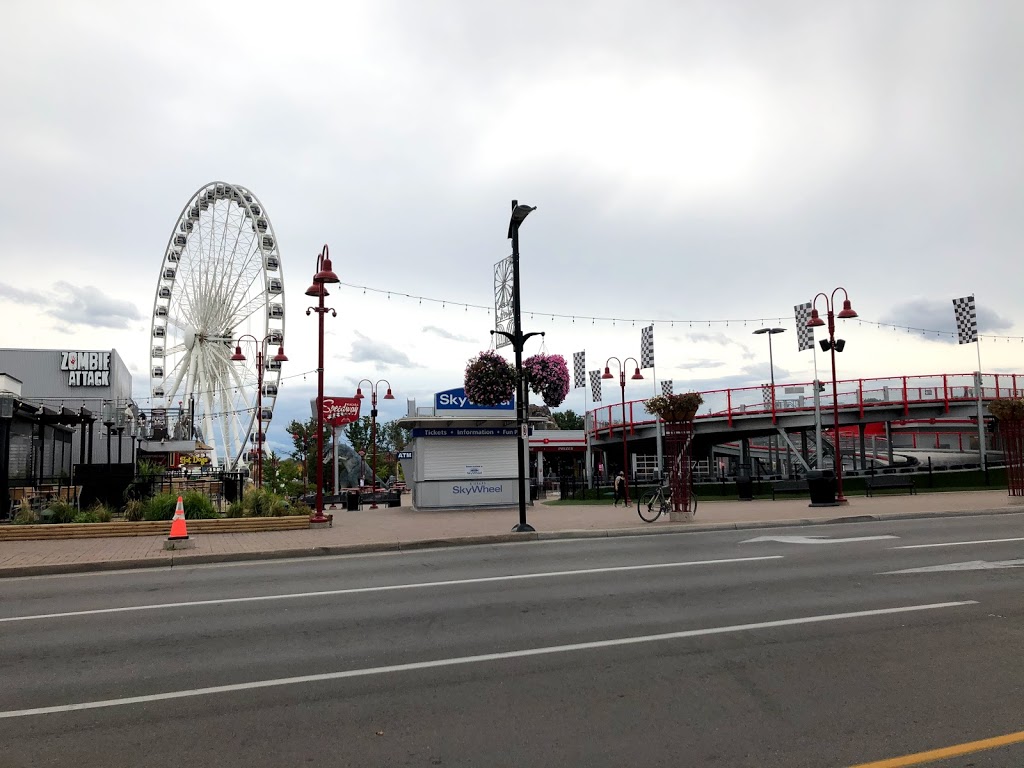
[602,356,644,505]
[230,335,288,488]
[807,287,858,504]
[355,379,395,509]
[305,244,339,524]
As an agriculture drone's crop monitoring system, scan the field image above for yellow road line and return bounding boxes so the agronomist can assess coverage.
[850,729,1024,767]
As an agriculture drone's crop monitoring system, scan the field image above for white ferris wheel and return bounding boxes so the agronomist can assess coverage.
[150,181,286,470]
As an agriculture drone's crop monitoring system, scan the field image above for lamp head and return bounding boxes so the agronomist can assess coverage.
[807,309,826,328]
[383,388,395,400]
[507,202,536,237]
[230,345,246,362]
[837,299,858,319]
[601,366,613,380]
[272,346,288,363]
[305,282,329,297]
[355,387,364,399]
[314,256,340,285]
[631,367,644,381]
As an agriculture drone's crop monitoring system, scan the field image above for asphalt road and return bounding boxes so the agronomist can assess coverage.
[3,512,1024,767]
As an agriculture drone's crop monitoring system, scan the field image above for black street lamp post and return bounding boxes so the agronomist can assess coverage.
[305,244,340,524]
[492,200,542,533]
[355,379,395,509]
[807,287,858,503]
[602,357,644,505]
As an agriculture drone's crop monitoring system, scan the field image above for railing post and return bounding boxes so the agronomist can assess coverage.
[902,376,909,417]
[727,389,733,428]
[858,378,864,418]
[942,374,949,413]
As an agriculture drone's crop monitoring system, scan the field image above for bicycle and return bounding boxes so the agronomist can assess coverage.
[637,480,697,523]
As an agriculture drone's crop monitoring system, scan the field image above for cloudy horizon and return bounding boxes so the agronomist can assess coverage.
[2,0,1022,457]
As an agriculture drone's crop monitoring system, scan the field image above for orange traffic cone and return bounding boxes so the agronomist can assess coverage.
[168,496,189,540]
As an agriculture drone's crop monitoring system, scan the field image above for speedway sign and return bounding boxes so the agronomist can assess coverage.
[320,396,361,427]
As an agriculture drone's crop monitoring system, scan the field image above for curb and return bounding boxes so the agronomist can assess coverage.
[1,506,1020,578]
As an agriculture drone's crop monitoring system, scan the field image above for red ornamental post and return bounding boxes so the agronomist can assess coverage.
[664,420,694,521]
[1003,419,1024,498]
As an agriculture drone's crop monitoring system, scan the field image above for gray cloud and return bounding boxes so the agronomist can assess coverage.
[0,282,48,305]
[675,358,727,370]
[45,282,142,330]
[684,332,755,360]
[877,298,1014,342]
[423,325,475,343]
[349,331,422,368]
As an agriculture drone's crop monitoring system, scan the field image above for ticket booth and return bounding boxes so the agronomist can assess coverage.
[398,386,541,510]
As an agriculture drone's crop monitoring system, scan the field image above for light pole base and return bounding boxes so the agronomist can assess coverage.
[309,514,333,529]
[512,523,536,533]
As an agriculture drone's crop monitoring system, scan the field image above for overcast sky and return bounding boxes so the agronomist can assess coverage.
[2,1,1022,457]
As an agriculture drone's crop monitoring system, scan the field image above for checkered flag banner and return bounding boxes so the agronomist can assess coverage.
[640,325,655,368]
[661,380,673,396]
[762,384,772,407]
[794,302,814,352]
[952,295,978,344]
[589,370,602,402]
[573,351,586,389]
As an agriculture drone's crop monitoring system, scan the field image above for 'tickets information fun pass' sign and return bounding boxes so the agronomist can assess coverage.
[322,396,361,427]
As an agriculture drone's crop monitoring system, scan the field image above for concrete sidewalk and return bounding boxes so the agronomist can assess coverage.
[0,490,1019,577]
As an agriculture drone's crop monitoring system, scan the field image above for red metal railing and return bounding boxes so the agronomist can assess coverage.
[588,372,1022,438]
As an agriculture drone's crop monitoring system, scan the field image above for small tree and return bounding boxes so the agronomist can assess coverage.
[286,418,330,493]
[552,409,585,430]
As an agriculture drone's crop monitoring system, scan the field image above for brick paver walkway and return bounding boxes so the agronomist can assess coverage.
[0,490,1017,576]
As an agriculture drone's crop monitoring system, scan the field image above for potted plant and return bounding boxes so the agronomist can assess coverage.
[644,392,704,422]
[464,350,518,406]
[523,354,570,408]
[989,398,1024,422]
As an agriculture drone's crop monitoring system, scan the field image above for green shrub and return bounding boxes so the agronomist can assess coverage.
[242,487,288,517]
[73,510,99,523]
[142,493,179,521]
[142,492,219,520]
[13,502,38,525]
[45,500,78,524]
[290,501,312,518]
[225,500,246,518]
[86,503,113,523]
[182,491,218,519]
[124,498,144,522]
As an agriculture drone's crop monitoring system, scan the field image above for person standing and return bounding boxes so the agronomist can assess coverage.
[613,471,626,507]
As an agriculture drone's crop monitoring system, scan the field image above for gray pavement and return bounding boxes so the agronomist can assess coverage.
[2,512,1024,766]
[0,489,1019,577]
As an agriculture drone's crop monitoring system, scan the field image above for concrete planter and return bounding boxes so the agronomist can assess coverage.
[0,515,311,541]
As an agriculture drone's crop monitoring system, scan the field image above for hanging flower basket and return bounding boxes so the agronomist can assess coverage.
[523,353,570,408]
[464,350,517,406]
[644,392,704,423]
[989,398,1024,421]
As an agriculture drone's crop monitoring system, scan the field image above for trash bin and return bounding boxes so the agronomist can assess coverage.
[387,491,401,508]
[530,481,539,501]
[221,472,244,503]
[346,490,360,511]
[806,469,837,506]
[735,465,754,501]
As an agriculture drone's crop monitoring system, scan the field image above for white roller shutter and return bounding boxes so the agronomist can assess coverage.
[420,437,517,480]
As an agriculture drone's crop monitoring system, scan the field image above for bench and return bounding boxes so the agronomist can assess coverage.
[771,479,809,500]
[865,475,916,496]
